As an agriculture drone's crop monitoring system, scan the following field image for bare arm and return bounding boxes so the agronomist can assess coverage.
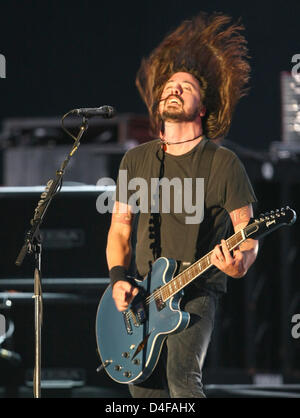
[106,201,134,270]
[106,201,138,311]
[211,204,259,278]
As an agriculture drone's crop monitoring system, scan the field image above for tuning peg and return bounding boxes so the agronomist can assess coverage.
[275,209,280,217]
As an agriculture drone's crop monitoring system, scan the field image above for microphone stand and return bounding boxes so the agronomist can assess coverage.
[15,113,89,398]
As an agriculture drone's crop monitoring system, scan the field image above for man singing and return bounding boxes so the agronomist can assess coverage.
[106,11,258,397]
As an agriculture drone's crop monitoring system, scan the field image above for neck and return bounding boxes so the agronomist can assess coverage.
[160,120,204,155]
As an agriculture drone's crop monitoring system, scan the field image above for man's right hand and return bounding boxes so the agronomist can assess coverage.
[112,280,139,312]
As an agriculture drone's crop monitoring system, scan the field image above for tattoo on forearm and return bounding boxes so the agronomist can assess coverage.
[231,206,252,228]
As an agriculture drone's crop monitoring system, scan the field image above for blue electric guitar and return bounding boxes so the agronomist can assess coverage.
[95,207,296,384]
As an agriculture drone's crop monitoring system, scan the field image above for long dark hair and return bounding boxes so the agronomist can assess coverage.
[136,12,250,139]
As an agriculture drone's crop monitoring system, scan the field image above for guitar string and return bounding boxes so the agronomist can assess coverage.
[126,237,243,319]
[145,236,239,305]
[123,214,288,323]
[142,251,212,307]
[125,218,290,323]
[144,246,221,305]
[126,233,243,320]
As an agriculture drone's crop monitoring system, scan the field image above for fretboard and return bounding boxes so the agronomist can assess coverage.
[160,229,245,302]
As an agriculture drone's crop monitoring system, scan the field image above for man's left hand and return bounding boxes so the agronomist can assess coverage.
[211,239,247,278]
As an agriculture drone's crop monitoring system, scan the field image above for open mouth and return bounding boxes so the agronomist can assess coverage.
[166,96,183,106]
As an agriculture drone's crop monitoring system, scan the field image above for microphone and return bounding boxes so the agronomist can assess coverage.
[72,105,115,118]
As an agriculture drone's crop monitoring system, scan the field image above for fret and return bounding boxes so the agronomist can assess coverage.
[160,229,247,303]
[189,266,195,278]
[227,231,243,251]
[163,287,170,300]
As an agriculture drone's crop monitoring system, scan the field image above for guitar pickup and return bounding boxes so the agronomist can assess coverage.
[154,288,166,311]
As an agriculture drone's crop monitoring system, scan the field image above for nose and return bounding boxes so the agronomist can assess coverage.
[171,83,182,96]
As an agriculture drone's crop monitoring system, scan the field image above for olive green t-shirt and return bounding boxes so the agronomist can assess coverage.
[115,138,257,293]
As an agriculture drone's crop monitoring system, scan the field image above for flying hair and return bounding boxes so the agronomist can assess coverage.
[135,12,251,139]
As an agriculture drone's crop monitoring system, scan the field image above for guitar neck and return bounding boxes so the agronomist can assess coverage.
[160,229,245,302]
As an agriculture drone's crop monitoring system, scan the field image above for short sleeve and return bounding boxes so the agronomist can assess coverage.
[215,148,257,213]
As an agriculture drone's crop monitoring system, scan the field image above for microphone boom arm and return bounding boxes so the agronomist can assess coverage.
[15,114,88,266]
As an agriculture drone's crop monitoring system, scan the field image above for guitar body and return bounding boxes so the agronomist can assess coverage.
[95,257,190,384]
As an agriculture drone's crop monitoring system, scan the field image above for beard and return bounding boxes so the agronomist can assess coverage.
[160,96,200,123]
[161,106,199,122]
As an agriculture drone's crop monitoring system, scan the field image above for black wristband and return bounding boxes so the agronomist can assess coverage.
[109,265,127,287]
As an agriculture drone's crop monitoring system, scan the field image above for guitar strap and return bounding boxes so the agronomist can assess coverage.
[179,139,218,271]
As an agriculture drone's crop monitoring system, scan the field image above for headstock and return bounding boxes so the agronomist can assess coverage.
[244,206,297,240]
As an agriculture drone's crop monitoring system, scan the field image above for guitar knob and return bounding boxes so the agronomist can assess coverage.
[114,365,122,371]
[133,359,140,365]
[122,352,130,358]
[123,371,132,378]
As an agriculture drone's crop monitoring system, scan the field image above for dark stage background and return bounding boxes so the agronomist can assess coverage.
[0,0,299,149]
[0,0,299,399]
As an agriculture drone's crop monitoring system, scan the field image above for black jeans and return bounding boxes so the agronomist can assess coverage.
[128,290,219,398]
